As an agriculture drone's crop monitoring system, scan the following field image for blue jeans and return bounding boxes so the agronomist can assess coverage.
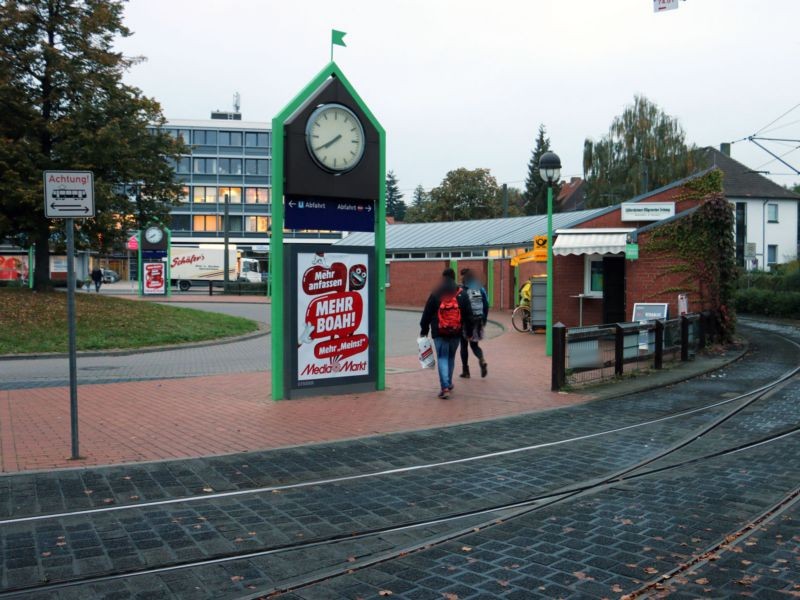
[434,336,460,391]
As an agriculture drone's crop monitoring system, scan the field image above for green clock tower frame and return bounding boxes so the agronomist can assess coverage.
[270,62,386,400]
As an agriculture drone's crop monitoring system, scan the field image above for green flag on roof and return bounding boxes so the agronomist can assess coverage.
[332,29,347,47]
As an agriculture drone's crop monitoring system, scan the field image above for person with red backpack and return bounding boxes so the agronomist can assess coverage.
[420,268,471,399]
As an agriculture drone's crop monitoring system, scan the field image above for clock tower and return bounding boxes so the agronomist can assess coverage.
[270,62,386,400]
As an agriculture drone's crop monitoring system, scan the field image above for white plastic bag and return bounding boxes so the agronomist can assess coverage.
[417,337,435,369]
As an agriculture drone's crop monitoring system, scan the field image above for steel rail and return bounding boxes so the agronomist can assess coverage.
[2,352,797,528]
[1,389,796,599]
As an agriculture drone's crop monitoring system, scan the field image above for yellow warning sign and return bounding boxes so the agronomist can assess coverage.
[533,236,548,262]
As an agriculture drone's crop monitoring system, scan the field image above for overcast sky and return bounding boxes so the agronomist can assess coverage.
[115,0,800,194]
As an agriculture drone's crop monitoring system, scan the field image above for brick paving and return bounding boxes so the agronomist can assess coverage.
[0,323,796,598]
[0,312,581,473]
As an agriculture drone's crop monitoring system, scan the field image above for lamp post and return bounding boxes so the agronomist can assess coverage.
[539,151,561,357]
[223,193,230,287]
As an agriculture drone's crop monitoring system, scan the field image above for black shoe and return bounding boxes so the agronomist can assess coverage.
[480,359,488,378]
[438,389,450,399]
[459,368,470,378]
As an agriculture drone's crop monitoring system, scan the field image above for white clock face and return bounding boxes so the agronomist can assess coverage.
[305,103,365,173]
[145,227,163,244]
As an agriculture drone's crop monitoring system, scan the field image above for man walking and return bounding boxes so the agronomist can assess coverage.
[458,268,489,378]
[420,268,471,399]
[90,267,103,293]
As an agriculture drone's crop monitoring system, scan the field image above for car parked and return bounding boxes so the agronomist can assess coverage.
[102,269,120,283]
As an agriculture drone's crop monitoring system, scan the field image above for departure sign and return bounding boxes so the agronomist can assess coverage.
[285,197,374,232]
[44,171,95,218]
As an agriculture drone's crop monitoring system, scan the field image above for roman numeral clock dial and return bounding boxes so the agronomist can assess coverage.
[305,103,365,173]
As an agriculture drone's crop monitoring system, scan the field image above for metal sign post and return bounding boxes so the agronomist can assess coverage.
[65,218,80,459]
[44,170,94,460]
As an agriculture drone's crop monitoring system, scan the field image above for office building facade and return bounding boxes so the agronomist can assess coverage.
[162,111,342,270]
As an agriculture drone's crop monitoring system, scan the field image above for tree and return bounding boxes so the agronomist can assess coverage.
[425,168,501,222]
[523,124,560,215]
[0,0,184,289]
[582,95,697,207]
[404,184,432,223]
[385,170,406,221]
[502,186,525,217]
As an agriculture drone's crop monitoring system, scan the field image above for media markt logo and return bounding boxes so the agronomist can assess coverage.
[301,360,367,376]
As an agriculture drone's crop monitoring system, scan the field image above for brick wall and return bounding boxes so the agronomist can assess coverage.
[552,255,604,327]
[626,230,707,318]
[386,260,449,306]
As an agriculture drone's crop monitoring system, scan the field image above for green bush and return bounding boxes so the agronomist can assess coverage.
[739,269,800,292]
[735,288,800,317]
[222,281,268,295]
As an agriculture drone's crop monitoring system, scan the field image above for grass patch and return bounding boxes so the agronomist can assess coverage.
[1,288,259,354]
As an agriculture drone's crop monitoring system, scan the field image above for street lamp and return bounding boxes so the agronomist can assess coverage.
[539,151,561,357]
[223,193,230,287]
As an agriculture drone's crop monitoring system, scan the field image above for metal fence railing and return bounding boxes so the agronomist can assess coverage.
[552,313,712,391]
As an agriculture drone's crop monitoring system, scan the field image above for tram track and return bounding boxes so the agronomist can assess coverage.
[2,336,797,529]
[0,322,797,598]
[1,365,797,598]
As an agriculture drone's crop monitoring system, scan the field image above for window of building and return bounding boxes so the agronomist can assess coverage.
[168,129,191,143]
[178,186,190,203]
[170,214,190,230]
[228,216,243,232]
[218,187,242,203]
[218,131,243,146]
[245,216,270,233]
[192,186,217,203]
[245,187,269,204]
[192,130,217,145]
[218,158,242,175]
[176,157,191,174]
[193,215,221,232]
[193,158,217,174]
[584,255,604,296]
[245,159,269,176]
[767,244,778,265]
[245,132,269,147]
[767,203,779,223]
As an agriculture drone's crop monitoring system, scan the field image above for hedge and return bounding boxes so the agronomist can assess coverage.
[735,288,800,318]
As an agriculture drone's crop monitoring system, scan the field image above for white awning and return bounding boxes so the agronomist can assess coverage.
[552,231,630,256]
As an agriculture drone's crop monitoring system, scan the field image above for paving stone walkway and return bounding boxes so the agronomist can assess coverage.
[0,324,796,598]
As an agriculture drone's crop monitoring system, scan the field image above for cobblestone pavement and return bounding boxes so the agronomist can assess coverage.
[0,324,797,598]
[0,309,501,389]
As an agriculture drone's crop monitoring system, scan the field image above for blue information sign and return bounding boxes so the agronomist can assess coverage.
[285,197,375,232]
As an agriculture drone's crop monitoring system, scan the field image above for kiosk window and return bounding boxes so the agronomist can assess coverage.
[584,255,604,295]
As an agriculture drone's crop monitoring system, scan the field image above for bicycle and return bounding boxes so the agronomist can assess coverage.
[511,303,531,332]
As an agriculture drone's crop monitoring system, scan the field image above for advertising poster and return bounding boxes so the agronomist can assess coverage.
[296,251,370,382]
[0,255,29,282]
[143,262,166,295]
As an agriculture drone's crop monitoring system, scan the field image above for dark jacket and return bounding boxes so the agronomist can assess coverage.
[420,278,472,338]
[91,268,103,283]
[461,277,489,324]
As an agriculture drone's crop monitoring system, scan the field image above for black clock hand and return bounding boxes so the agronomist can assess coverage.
[315,134,342,151]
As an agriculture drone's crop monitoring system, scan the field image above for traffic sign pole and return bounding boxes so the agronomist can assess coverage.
[65,218,80,459]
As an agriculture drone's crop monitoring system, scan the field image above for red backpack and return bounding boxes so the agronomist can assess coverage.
[437,292,462,336]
